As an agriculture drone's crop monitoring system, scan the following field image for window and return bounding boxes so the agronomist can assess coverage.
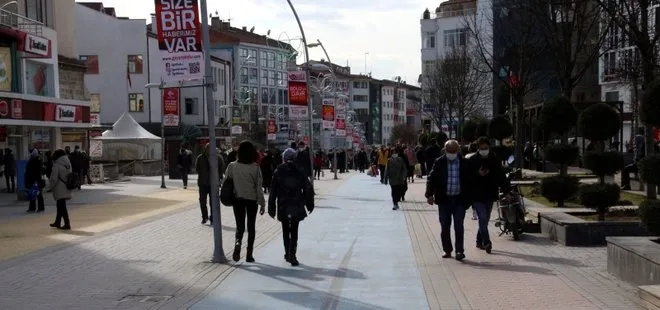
[424,32,436,48]
[269,71,277,86]
[240,48,248,58]
[248,68,258,84]
[90,94,101,113]
[261,88,269,104]
[184,98,199,115]
[353,95,368,101]
[80,55,99,74]
[603,51,616,77]
[353,81,368,89]
[260,51,267,67]
[444,28,468,47]
[267,52,275,68]
[25,0,46,24]
[217,67,225,85]
[278,72,285,86]
[128,55,143,74]
[240,67,248,84]
[269,88,277,104]
[247,49,257,65]
[128,93,144,112]
[261,69,268,85]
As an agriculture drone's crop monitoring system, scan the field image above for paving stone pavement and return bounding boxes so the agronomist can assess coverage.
[402,180,643,310]
[0,172,350,310]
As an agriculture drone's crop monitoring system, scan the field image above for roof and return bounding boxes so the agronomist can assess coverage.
[58,55,86,69]
[78,2,121,18]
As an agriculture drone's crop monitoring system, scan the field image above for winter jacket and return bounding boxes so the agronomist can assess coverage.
[48,155,72,201]
[196,147,224,186]
[25,157,44,189]
[467,152,510,201]
[178,149,193,170]
[225,161,266,207]
[386,154,408,186]
[268,162,314,222]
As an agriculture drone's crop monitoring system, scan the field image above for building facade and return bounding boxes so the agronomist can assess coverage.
[0,0,91,161]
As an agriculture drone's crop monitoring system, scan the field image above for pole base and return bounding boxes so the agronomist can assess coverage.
[211,255,228,264]
[160,184,167,189]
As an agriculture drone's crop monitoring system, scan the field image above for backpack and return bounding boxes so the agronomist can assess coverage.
[60,171,80,190]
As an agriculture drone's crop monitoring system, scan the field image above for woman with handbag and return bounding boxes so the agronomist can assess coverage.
[224,141,266,263]
[25,149,45,213]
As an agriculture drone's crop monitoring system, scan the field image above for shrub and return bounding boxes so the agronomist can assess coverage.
[544,144,579,166]
[639,200,660,236]
[488,115,514,140]
[475,121,489,138]
[540,175,579,204]
[639,155,660,185]
[579,183,621,215]
[461,120,479,143]
[583,151,624,177]
[642,79,660,127]
[539,96,578,134]
[578,103,621,141]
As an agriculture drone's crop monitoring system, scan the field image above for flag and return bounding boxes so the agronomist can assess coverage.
[508,70,520,88]
[126,62,132,89]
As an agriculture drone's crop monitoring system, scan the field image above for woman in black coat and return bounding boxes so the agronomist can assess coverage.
[25,149,45,212]
[260,151,275,193]
[268,149,314,266]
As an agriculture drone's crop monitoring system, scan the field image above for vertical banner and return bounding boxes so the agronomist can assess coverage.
[322,98,335,129]
[162,87,180,126]
[288,71,308,105]
[335,118,346,136]
[154,0,204,83]
[267,119,277,140]
[0,47,12,92]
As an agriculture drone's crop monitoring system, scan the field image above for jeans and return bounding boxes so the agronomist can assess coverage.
[473,200,493,246]
[181,168,189,187]
[233,199,258,251]
[378,165,386,183]
[5,173,14,192]
[54,199,70,227]
[621,163,638,187]
[198,184,211,220]
[314,168,321,179]
[390,184,406,204]
[438,196,466,254]
[28,192,45,211]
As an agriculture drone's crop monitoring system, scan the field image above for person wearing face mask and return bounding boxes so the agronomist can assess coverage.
[467,137,510,253]
[425,140,471,261]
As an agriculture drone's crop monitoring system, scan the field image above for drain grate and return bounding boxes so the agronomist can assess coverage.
[119,295,173,303]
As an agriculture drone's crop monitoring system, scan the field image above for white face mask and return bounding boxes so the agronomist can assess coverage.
[479,150,490,157]
[446,153,457,161]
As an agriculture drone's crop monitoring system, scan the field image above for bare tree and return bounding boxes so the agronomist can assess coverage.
[465,2,550,168]
[420,46,490,138]
[594,0,660,198]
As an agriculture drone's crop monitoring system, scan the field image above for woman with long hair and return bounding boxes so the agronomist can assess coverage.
[224,141,266,262]
[48,149,73,230]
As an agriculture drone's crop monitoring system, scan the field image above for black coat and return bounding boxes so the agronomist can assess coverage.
[296,148,312,177]
[268,162,314,222]
[25,157,44,188]
[425,155,471,207]
[260,155,275,187]
[425,144,442,173]
[467,153,510,201]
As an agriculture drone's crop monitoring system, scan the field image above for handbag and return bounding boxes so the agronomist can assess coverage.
[27,184,40,200]
[220,164,236,206]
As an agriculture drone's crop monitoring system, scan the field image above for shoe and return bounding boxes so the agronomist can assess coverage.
[246,255,255,263]
[26,209,35,213]
[289,256,299,266]
[401,196,406,201]
[37,209,44,213]
[392,204,399,210]
[232,240,242,262]
[58,225,71,230]
[476,244,484,250]
[485,243,492,254]
[49,223,60,228]
[284,254,290,262]
[442,252,452,258]
[201,218,208,224]
[455,253,465,261]
[184,186,187,189]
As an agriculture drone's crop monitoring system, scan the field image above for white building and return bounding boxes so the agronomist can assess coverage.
[0,0,91,160]
[381,84,395,145]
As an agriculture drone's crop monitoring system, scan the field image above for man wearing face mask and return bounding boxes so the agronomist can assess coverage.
[425,139,471,261]
[468,137,510,253]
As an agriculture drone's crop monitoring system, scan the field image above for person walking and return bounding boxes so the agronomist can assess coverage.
[387,146,408,210]
[225,141,266,262]
[25,149,45,213]
[467,137,510,253]
[178,144,193,189]
[268,148,315,266]
[295,142,312,179]
[48,149,73,230]
[313,152,323,180]
[260,150,275,193]
[425,140,471,261]
[377,147,389,184]
[3,148,15,193]
[196,143,225,224]
[621,127,646,190]
[424,137,444,176]
[405,145,416,183]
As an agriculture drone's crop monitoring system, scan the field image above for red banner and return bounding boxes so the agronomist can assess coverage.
[655,128,660,142]
[163,88,180,126]
[353,134,360,143]
[267,120,277,134]
[154,0,202,52]
[288,71,308,105]
[335,118,345,130]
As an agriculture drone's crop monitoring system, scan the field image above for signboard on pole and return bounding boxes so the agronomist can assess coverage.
[162,87,180,126]
[154,0,204,83]
[267,120,277,140]
[335,117,346,137]
[289,105,309,120]
[288,71,308,105]
[322,98,335,129]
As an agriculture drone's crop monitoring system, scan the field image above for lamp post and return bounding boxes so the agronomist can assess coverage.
[145,81,167,189]
[286,0,315,185]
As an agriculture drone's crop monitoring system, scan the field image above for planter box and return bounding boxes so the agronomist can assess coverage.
[608,237,660,286]
[540,212,648,246]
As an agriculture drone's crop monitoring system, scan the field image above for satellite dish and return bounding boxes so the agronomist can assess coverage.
[267,29,271,36]
[250,26,255,32]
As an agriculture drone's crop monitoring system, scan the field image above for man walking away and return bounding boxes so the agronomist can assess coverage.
[425,140,471,261]
[3,148,15,193]
[621,127,646,190]
[69,146,84,190]
[295,142,312,179]
[196,144,225,224]
[387,146,408,210]
[468,137,510,253]
[425,136,444,177]
[178,144,193,189]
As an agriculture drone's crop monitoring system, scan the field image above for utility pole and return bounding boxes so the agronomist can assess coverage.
[200,0,226,263]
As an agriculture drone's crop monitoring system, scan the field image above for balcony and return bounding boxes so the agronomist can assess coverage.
[434,8,475,18]
[0,8,42,36]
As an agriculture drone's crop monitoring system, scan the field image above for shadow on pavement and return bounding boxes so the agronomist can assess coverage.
[461,260,556,275]
[314,205,341,210]
[491,250,586,267]
[238,263,386,310]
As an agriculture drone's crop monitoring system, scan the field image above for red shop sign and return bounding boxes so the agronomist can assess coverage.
[267,120,277,134]
[0,99,8,117]
[288,81,308,106]
[11,99,22,119]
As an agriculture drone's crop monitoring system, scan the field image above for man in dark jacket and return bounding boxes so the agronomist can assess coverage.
[268,148,314,266]
[425,140,471,261]
[177,144,193,189]
[24,149,44,212]
[196,144,225,225]
[467,137,510,253]
[425,136,444,176]
[295,142,312,178]
[3,148,15,193]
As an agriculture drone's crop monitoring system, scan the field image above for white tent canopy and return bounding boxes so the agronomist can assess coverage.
[92,112,161,141]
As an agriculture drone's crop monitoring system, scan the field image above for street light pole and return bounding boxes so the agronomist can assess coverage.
[159,80,166,189]
[287,0,315,186]
[200,0,226,263]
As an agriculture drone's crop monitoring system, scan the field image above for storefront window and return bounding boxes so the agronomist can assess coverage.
[24,60,53,97]
[128,93,144,112]
[28,127,52,154]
